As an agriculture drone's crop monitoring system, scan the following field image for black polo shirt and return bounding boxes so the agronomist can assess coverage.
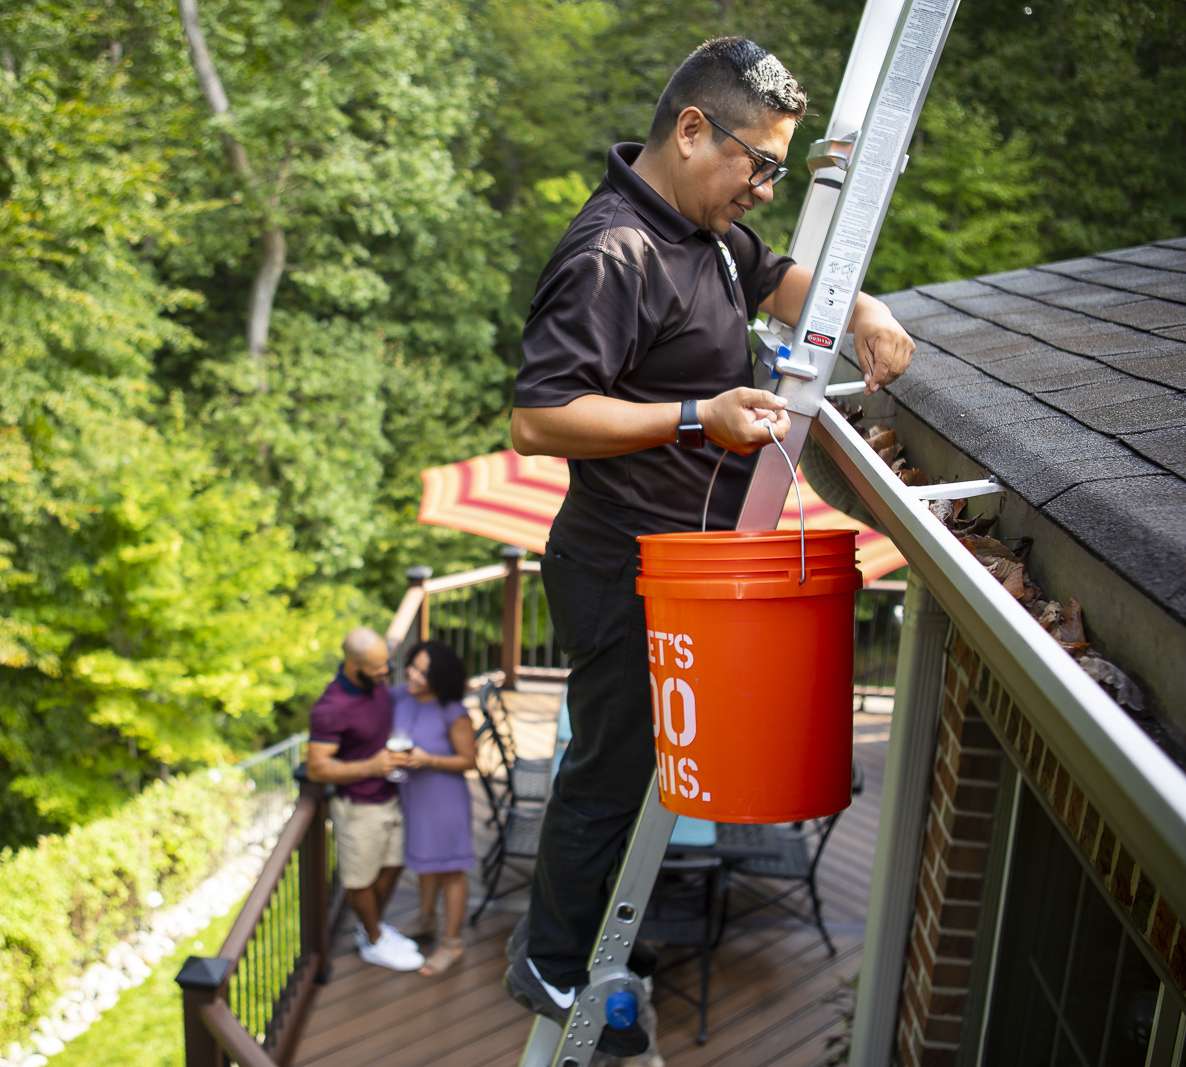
[514,142,794,570]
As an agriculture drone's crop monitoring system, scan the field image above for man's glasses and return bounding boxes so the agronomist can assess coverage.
[703,113,789,188]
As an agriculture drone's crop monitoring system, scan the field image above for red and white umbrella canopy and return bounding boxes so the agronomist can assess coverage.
[419,450,905,584]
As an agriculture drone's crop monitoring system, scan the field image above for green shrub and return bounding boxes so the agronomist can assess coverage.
[0,770,249,1046]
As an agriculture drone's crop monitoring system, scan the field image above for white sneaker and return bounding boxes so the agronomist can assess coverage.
[354,921,418,954]
[358,929,424,972]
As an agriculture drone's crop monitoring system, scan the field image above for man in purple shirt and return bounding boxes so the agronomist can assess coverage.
[307,627,424,971]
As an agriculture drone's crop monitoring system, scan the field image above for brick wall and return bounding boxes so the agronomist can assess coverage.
[896,624,1186,1066]
[897,627,1003,1067]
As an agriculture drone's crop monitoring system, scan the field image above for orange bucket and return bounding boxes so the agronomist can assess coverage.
[635,529,861,823]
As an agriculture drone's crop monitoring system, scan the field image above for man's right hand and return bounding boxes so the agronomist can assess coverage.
[370,749,403,778]
[699,388,791,455]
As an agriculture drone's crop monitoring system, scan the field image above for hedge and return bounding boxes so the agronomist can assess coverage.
[0,769,250,1046]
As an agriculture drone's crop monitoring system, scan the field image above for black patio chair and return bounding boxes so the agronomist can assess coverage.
[469,682,551,925]
[639,855,729,1045]
[715,760,865,956]
[474,680,553,809]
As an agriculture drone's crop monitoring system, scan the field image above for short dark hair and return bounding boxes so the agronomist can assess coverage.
[647,37,807,147]
[405,640,467,705]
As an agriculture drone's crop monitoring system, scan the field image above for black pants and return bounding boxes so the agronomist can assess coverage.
[527,545,655,988]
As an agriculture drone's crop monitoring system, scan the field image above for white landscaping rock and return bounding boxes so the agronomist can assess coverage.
[10,800,292,1061]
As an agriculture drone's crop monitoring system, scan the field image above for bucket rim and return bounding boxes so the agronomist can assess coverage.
[637,528,857,545]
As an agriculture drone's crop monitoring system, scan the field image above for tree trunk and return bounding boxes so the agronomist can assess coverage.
[177,0,283,380]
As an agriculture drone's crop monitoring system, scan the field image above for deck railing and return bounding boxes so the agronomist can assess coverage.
[176,772,339,1067]
[177,546,903,1065]
[388,546,569,689]
[853,579,906,708]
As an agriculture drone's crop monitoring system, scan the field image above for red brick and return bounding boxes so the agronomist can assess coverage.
[939,900,981,931]
[946,842,990,875]
[921,867,944,917]
[1079,804,1100,853]
[912,922,937,970]
[1168,927,1185,989]
[936,755,959,799]
[1030,736,1048,778]
[1005,705,1021,746]
[929,773,949,816]
[936,931,977,960]
[899,1028,919,1067]
[1133,870,1157,932]
[942,698,963,738]
[1149,897,1175,956]
[919,1045,959,1067]
[1094,826,1117,879]
[926,818,950,864]
[955,677,969,708]
[952,781,998,815]
[974,663,992,702]
[931,959,972,989]
[1039,748,1060,796]
[945,874,985,903]
[960,716,999,752]
[929,989,969,1016]
[925,1015,965,1046]
[951,812,994,845]
[903,974,926,1026]
[955,749,1003,783]
[1051,764,1069,814]
[1110,847,1136,906]
[1065,783,1085,836]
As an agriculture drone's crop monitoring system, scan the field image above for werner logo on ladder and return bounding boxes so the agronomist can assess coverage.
[507,1,949,1061]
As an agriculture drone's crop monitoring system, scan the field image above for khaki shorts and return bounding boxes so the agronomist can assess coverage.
[329,796,404,890]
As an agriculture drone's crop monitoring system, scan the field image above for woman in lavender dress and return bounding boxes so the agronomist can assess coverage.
[390,640,476,976]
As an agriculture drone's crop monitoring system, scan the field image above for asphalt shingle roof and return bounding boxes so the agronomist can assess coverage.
[868,237,1186,624]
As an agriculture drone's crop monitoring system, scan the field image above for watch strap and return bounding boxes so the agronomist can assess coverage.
[677,398,705,449]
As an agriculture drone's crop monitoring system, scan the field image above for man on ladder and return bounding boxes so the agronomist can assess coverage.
[507,36,914,1060]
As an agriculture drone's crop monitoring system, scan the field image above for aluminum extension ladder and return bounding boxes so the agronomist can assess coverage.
[516,1,961,1062]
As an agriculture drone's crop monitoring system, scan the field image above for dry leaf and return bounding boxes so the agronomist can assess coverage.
[867,428,897,453]
[897,467,926,486]
[960,534,1026,598]
[929,499,956,525]
[1078,655,1145,713]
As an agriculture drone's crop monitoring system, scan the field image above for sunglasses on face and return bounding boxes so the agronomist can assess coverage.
[703,113,789,188]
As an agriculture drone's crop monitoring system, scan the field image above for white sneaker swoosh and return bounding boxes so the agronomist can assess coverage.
[528,958,575,1009]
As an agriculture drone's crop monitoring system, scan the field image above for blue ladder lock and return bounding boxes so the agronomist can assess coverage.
[605,990,638,1030]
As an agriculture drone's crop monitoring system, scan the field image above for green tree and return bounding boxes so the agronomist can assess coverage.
[868,94,1047,292]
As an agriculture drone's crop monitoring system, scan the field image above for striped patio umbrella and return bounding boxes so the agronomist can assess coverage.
[419,450,905,584]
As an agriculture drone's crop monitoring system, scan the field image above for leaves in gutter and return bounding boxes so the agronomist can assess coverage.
[839,402,1146,714]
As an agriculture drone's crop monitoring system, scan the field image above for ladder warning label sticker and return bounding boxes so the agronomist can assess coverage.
[805,331,835,349]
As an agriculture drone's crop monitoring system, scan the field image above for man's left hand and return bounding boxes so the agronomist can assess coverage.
[851,297,915,392]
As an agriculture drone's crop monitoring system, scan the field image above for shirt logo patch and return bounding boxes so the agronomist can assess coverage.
[716,240,739,282]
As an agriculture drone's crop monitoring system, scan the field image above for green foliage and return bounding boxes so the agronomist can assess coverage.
[868,95,1047,292]
[0,770,249,1046]
[50,890,243,1067]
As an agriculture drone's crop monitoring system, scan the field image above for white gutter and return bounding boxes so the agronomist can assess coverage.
[813,398,1186,923]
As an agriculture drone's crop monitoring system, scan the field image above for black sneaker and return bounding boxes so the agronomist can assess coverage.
[503,943,649,1058]
[506,913,658,978]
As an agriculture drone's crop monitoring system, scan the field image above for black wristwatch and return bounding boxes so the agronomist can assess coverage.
[676,398,706,449]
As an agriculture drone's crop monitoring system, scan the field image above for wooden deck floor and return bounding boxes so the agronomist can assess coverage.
[293,687,888,1067]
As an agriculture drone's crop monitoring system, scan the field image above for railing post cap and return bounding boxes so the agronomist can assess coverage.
[176,955,231,991]
[500,545,527,559]
[405,565,433,583]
